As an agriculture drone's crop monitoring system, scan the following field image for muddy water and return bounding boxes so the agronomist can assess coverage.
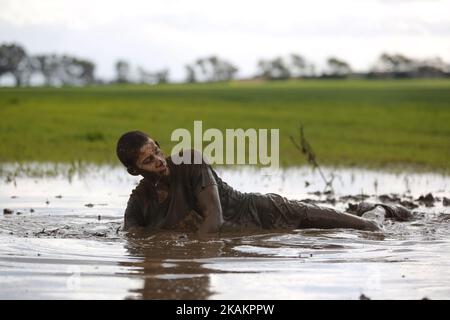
[1,164,449,299]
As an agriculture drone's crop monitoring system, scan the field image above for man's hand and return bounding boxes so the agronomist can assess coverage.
[124,226,147,237]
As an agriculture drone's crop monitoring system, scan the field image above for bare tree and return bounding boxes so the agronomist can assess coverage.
[35,55,60,85]
[138,66,170,84]
[60,56,95,85]
[185,65,196,83]
[257,56,290,80]
[154,69,169,84]
[371,53,449,78]
[257,54,315,80]
[327,57,352,77]
[0,43,29,86]
[31,54,95,86]
[290,54,307,78]
[185,56,238,82]
[115,60,130,83]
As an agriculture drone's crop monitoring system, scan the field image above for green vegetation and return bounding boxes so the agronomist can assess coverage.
[1,79,449,171]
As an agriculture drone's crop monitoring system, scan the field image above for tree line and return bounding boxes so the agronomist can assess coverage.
[0,43,95,86]
[1,42,449,87]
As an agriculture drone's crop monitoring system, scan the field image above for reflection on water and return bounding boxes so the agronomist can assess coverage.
[0,163,449,299]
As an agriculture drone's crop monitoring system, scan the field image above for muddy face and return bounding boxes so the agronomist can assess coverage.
[135,139,169,175]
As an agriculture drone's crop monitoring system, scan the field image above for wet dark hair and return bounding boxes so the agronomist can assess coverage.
[116,130,151,175]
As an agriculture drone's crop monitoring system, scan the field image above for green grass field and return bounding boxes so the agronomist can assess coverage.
[1,79,449,171]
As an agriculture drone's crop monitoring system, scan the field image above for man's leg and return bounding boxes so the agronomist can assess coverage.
[297,202,381,231]
[253,193,381,231]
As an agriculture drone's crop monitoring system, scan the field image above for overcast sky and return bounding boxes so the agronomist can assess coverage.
[0,0,449,81]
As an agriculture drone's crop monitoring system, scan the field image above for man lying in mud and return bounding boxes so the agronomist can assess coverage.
[116,131,412,236]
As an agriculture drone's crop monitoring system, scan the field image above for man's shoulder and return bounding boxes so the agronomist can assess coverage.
[129,178,150,200]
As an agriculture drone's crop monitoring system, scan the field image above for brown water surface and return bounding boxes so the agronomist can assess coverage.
[1,164,449,299]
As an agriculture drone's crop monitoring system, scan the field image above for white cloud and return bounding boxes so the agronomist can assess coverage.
[0,0,449,80]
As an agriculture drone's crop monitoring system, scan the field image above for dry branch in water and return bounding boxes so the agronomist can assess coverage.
[290,123,335,192]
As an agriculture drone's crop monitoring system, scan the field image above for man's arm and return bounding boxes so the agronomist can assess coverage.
[123,193,145,232]
[196,184,224,235]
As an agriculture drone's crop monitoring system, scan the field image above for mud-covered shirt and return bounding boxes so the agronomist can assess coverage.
[123,150,310,231]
